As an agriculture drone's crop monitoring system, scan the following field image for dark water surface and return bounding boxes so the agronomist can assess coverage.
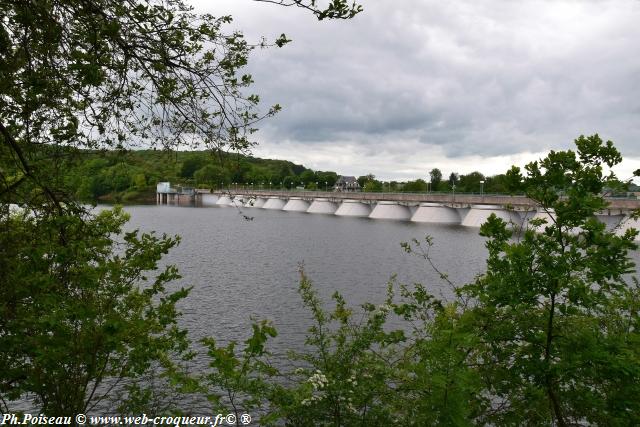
[122,205,490,356]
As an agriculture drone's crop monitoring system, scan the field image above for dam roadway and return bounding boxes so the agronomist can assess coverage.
[155,187,640,237]
[206,189,640,211]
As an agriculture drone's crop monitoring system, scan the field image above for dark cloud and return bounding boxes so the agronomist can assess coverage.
[194,0,640,177]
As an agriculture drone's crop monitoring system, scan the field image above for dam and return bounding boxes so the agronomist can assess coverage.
[157,187,640,238]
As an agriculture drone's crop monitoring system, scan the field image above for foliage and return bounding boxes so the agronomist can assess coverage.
[461,134,640,425]
[199,135,640,426]
[402,178,427,192]
[429,168,442,189]
[0,0,290,209]
[0,0,363,415]
[0,206,190,414]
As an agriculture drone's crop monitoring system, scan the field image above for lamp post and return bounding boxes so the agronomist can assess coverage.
[480,180,485,198]
[315,181,318,191]
[269,181,272,191]
[325,181,328,191]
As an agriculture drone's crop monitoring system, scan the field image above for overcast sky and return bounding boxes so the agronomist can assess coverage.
[192,0,640,182]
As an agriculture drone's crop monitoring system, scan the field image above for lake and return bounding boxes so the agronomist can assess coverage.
[123,204,491,354]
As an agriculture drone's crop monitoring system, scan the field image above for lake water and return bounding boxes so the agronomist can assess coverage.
[122,205,640,357]
[123,204,489,355]
[11,204,640,414]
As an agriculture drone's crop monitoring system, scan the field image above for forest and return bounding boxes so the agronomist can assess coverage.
[60,148,523,203]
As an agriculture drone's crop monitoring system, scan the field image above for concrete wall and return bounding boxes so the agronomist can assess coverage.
[462,205,521,227]
[335,200,371,217]
[369,201,412,220]
[411,203,461,224]
[308,198,338,214]
[201,194,219,206]
[216,195,233,206]
[283,198,310,212]
[263,197,287,210]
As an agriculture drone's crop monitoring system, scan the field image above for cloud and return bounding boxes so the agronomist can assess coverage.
[192,0,640,179]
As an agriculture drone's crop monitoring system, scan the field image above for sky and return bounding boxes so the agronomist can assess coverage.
[191,0,640,182]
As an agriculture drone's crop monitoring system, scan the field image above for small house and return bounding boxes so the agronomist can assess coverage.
[334,176,361,192]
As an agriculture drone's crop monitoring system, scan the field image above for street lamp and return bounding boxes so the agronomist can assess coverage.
[480,180,485,197]
[269,181,272,191]
[325,181,328,191]
[315,181,318,191]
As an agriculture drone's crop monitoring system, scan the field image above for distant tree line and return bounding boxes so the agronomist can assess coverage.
[60,150,339,202]
[356,168,516,194]
[60,150,532,203]
[59,149,639,203]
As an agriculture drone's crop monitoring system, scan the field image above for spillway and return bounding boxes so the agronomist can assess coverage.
[262,197,287,210]
[283,197,310,212]
[411,202,461,224]
[461,205,520,227]
[201,194,219,206]
[334,199,372,217]
[369,201,412,220]
[216,195,233,206]
[597,214,626,231]
[615,216,640,240]
[232,195,245,206]
[526,209,587,235]
[243,197,267,208]
[307,198,338,214]
[251,197,267,208]
[529,209,555,226]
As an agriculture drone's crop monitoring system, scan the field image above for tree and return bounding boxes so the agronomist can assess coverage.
[357,173,375,188]
[449,172,459,186]
[429,168,442,190]
[299,169,317,185]
[194,164,230,187]
[457,171,484,193]
[198,135,640,425]
[0,0,362,413]
[460,134,640,425]
[0,207,189,414]
[180,157,207,179]
[402,179,427,192]
[363,180,382,192]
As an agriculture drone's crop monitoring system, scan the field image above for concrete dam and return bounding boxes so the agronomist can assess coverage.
[169,189,640,239]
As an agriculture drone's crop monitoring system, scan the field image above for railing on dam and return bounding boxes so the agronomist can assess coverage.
[206,189,640,210]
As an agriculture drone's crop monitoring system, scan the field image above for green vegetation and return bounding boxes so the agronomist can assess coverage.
[0,0,360,416]
[59,149,336,203]
[2,0,639,423]
[196,135,640,426]
[55,148,525,203]
[1,207,190,414]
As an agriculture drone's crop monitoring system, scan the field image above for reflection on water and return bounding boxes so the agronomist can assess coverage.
[124,205,489,352]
